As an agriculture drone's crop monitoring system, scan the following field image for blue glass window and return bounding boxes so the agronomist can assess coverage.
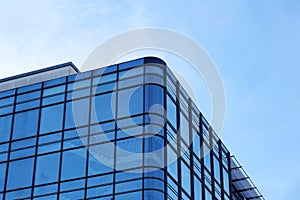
[44,77,66,87]
[119,59,143,70]
[214,156,221,183]
[65,98,89,129]
[34,184,58,197]
[38,132,62,154]
[0,115,12,143]
[0,96,14,106]
[91,92,115,123]
[13,109,39,140]
[0,163,6,192]
[17,91,40,102]
[181,161,191,195]
[18,83,41,93]
[118,86,143,118]
[116,138,143,170]
[40,104,64,134]
[61,148,86,180]
[194,177,202,200]
[223,168,230,195]
[180,114,190,144]
[144,190,164,200]
[115,191,142,200]
[88,143,114,176]
[0,89,15,99]
[7,158,34,190]
[87,185,113,198]
[35,153,60,185]
[43,85,65,97]
[167,145,178,180]
[145,85,164,114]
[59,190,85,199]
[115,179,142,193]
[167,95,177,128]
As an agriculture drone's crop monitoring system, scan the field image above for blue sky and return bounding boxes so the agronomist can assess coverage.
[0,1,300,199]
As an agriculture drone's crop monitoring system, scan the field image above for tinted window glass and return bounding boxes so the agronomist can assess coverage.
[91,92,115,123]
[35,153,60,185]
[61,148,86,180]
[7,158,34,190]
[118,86,143,118]
[167,95,177,128]
[40,104,64,134]
[0,115,12,143]
[13,109,39,140]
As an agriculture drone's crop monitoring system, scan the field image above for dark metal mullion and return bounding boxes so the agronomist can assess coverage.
[142,63,146,200]
[57,79,68,199]
[199,112,206,200]
[209,126,216,199]
[3,89,17,200]
[30,82,44,198]
[83,74,93,199]
[187,98,194,200]
[112,64,120,199]
[175,80,182,200]
[228,152,233,199]
[163,64,168,200]
[218,140,225,200]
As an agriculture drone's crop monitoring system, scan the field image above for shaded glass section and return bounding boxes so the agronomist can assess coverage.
[13,109,39,140]
[7,158,34,190]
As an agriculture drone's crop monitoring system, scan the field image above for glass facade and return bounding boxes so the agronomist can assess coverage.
[0,57,263,200]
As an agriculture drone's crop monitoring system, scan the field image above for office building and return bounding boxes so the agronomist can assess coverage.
[0,57,264,199]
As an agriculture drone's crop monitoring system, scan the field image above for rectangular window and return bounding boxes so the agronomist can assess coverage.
[35,152,60,185]
[0,115,12,143]
[167,95,177,128]
[0,163,6,192]
[181,161,191,195]
[40,104,64,134]
[194,177,202,200]
[61,148,87,180]
[65,98,89,129]
[117,87,143,118]
[88,143,114,176]
[91,92,115,123]
[7,157,34,190]
[116,138,143,170]
[13,109,39,140]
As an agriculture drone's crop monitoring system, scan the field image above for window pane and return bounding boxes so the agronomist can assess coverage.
[7,158,34,190]
[116,138,143,170]
[145,85,164,115]
[88,143,114,176]
[35,153,60,185]
[118,86,143,118]
[0,163,6,192]
[181,161,191,195]
[0,115,12,143]
[194,177,202,200]
[13,109,39,140]
[167,95,177,128]
[61,148,86,180]
[65,98,89,129]
[91,93,115,123]
[40,104,64,134]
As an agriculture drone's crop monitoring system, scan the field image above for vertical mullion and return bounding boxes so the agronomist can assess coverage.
[188,98,194,200]
[3,89,17,200]
[30,83,44,198]
[57,78,68,199]
[112,64,119,199]
[175,80,182,200]
[142,63,146,200]
[84,75,93,199]
[163,66,168,200]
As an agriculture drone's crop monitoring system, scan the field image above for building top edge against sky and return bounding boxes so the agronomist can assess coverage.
[0,56,264,199]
